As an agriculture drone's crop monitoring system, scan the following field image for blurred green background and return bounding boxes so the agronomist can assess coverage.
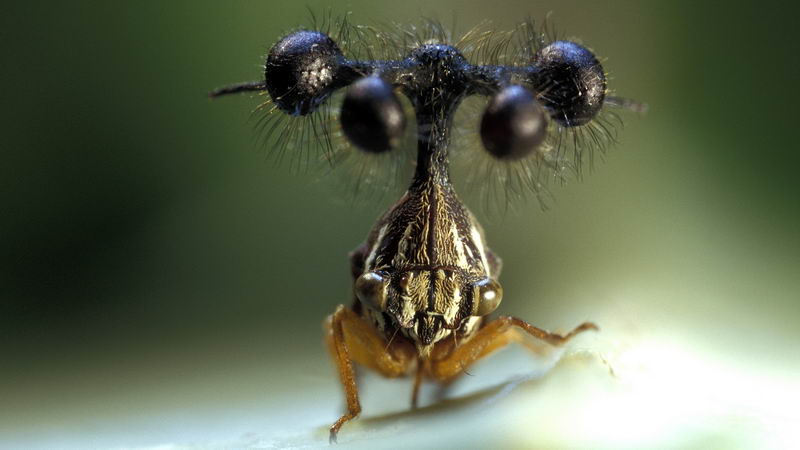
[2,1,798,448]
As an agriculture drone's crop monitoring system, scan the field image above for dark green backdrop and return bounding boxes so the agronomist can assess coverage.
[2,1,798,447]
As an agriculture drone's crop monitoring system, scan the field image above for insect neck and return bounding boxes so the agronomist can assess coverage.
[403,44,471,192]
[411,105,457,191]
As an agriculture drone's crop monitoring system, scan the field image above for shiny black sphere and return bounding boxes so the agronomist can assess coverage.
[264,31,343,115]
[480,85,548,160]
[533,41,606,127]
[340,76,406,153]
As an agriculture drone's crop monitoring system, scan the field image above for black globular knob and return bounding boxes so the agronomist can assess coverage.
[264,31,343,116]
[480,85,548,160]
[533,40,606,127]
[340,76,406,153]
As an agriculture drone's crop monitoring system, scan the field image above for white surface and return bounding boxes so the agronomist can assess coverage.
[4,322,798,449]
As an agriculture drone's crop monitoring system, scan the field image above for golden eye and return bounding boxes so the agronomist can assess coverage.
[355,272,388,311]
[472,279,503,316]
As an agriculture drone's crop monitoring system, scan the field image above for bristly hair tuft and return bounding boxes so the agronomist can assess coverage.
[242,11,633,210]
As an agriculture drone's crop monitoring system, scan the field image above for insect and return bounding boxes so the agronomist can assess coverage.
[211,16,641,442]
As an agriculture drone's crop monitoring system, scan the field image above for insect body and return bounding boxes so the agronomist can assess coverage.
[212,19,638,442]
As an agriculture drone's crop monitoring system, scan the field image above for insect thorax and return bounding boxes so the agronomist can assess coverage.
[356,176,498,356]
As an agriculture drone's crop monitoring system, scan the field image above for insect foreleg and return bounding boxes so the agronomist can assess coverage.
[427,317,598,383]
[324,305,414,442]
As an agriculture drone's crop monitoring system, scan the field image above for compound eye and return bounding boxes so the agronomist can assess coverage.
[472,278,503,316]
[340,76,406,153]
[480,85,548,160]
[264,31,343,115]
[355,272,388,311]
[533,40,606,127]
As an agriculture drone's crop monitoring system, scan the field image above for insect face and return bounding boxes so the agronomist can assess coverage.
[356,267,501,357]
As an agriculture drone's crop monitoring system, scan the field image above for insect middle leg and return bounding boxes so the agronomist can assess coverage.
[428,316,598,383]
[324,305,415,442]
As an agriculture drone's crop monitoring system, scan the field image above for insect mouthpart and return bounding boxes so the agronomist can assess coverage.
[408,314,450,357]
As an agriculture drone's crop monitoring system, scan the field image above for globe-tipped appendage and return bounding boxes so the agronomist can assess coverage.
[533,40,606,127]
[264,31,343,115]
[340,76,406,153]
[480,85,548,160]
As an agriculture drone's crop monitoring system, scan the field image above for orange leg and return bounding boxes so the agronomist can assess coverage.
[428,316,598,383]
[410,362,424,409]
[324,305,414,442]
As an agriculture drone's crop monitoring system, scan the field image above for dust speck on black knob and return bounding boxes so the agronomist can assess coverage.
[265,30,342,116]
